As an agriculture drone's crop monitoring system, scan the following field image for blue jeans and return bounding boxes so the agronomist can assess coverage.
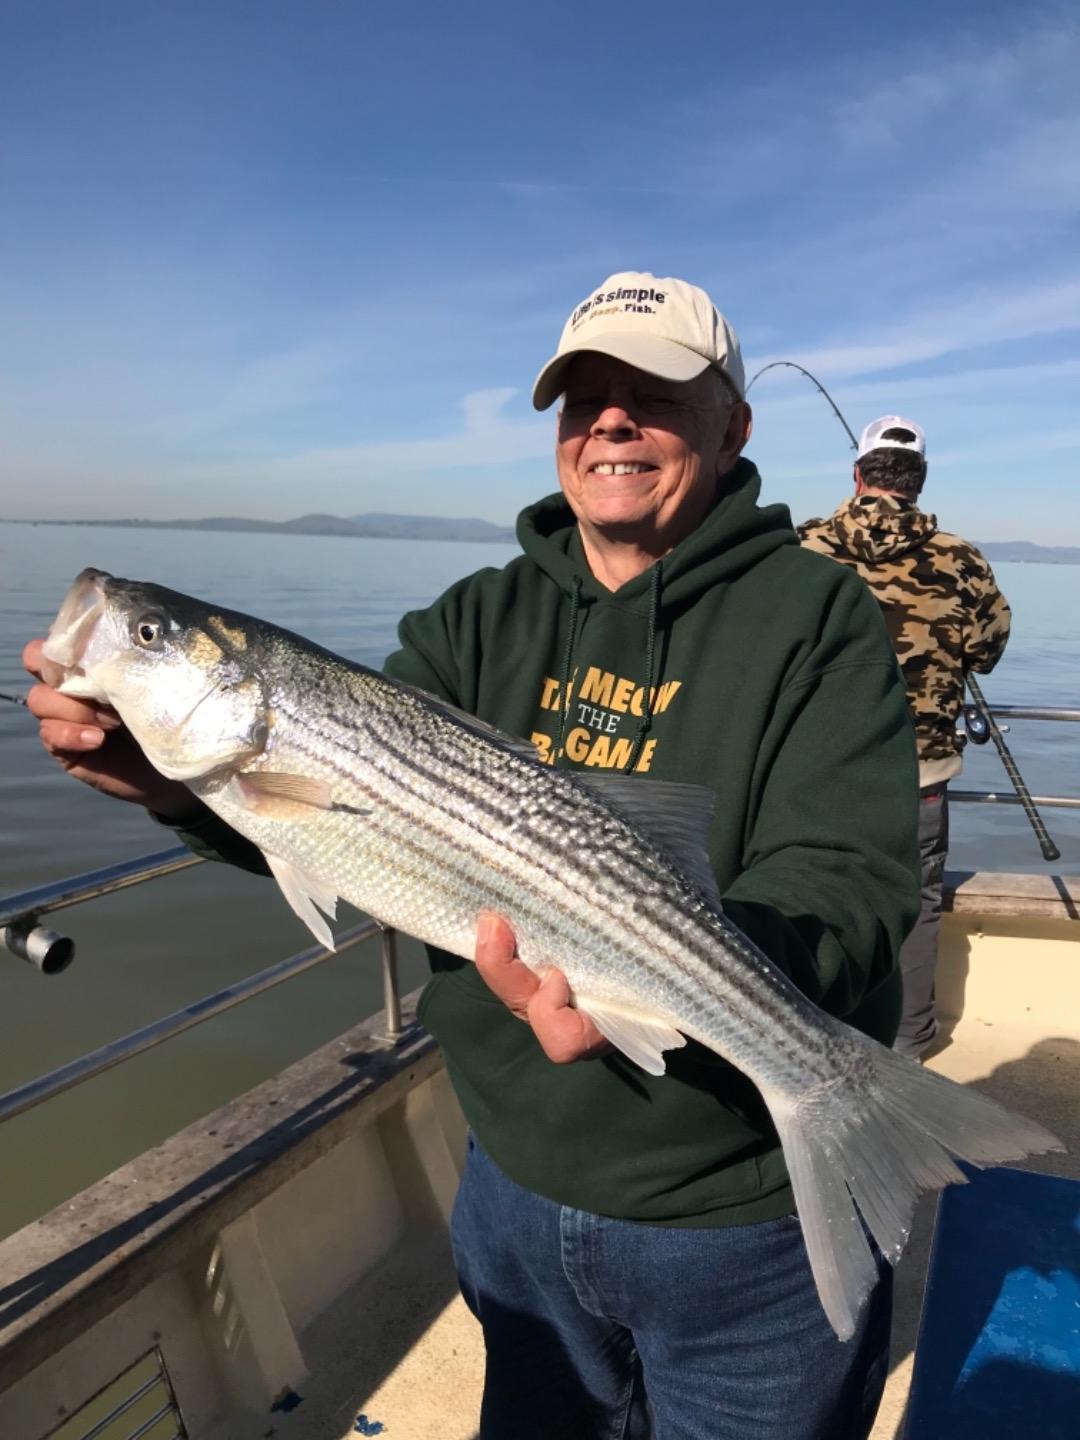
[451,1135,892,1440]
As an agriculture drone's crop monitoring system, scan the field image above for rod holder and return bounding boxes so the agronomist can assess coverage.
[1,916,76,975]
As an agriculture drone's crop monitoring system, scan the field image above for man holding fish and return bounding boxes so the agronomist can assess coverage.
[25,273,1056,1439]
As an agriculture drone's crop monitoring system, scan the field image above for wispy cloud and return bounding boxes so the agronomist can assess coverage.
[168,387,553,489]
[935,426,1080,467]
[829,18,1080,156]
[750,277,1080,384]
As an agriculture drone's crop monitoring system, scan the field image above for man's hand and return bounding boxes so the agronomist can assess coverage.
[475,911,611,1063]
[22,638,202,821]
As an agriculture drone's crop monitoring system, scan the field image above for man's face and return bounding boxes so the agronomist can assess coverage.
[555,354,748,545]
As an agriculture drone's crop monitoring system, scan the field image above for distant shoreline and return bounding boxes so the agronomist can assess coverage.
[1,513,517,545]
[2,515,1076,563]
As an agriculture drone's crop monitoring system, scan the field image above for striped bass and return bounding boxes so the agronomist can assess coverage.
[42,567,1062,1340]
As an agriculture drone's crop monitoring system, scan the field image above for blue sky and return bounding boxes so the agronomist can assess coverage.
[1,1,1078,541]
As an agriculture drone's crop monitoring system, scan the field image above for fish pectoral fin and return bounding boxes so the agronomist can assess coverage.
[264,853,339,951]
[234,772,336,820]
[573,995,687,1077]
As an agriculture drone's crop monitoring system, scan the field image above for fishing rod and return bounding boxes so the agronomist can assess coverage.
[964,673,1060,862]
[0,692,28,707]
[751,360,1062,863]
[746,360,859,451]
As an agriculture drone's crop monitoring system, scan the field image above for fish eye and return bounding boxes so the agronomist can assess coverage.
[132,612,167,650]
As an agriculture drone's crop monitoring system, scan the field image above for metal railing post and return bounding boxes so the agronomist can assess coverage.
[379,926,404,1044]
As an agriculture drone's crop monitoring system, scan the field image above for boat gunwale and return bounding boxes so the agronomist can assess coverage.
[944,867,1080,918]
[0,991,436,1393]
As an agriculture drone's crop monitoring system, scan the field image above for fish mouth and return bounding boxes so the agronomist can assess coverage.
[40,568,111,689]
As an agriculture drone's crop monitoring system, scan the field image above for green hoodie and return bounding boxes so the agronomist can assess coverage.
[379,459,919,1226]
[175,460,919,1227]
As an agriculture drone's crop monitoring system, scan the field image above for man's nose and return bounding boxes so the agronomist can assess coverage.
[590,400,641,439]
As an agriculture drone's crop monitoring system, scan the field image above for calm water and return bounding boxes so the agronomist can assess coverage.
[1,522,1078,1236]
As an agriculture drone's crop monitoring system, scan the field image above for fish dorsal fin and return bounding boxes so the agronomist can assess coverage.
[388,677,542,764]
[572,993,687,1076]
[574,774,721,906]
[264,853,339,951]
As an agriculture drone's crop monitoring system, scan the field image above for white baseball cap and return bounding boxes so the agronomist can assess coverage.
[532,271,745,411]
[857,415,927,460]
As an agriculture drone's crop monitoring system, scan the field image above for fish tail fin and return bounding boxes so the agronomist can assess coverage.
[769,1037,1063,1341]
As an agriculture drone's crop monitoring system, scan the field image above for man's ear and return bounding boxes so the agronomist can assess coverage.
[853,462,865,495]
[720,401,752,466]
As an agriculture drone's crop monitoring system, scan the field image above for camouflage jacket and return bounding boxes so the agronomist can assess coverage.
[798,494,1011,785]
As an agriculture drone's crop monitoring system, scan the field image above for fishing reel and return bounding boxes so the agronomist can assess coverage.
[961,704,991,746]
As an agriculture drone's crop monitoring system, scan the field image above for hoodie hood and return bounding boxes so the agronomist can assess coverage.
[516,458,797,612]
[825,494,938,564]
[515,457,797,772]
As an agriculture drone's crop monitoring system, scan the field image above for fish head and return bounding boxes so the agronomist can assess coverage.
[42,568,270,782]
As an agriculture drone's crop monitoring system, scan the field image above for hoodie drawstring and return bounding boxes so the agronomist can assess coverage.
[554,562,662,772]
[624,560,662,774]
[554,576,582,762]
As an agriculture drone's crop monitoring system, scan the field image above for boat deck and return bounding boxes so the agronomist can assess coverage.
[278,1002,1080,1440]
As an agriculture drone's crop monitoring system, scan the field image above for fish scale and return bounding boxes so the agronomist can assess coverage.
[42,567,1063,1343]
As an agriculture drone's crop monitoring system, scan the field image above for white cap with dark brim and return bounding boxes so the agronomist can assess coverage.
[532,271,745,411]
[857,415,927,460]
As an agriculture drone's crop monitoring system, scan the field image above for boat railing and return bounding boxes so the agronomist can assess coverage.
[0,845,204,975]
[1,700,1077,1131]
[0,843,405,1130]
[980,705,1080,722]
[952,702,1080,808]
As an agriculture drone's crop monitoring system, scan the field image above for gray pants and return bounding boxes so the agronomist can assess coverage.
[894,784,949,1059]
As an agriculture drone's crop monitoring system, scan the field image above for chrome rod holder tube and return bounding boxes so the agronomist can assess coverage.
[0,915,76,974]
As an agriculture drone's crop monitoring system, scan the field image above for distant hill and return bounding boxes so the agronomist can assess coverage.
[345,512,515,542]
[975,540,1080,566]
[11,512,517,544]
[7,514,1079,560]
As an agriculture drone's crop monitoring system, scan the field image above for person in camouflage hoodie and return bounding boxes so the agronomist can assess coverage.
[799,415,1010,1057]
